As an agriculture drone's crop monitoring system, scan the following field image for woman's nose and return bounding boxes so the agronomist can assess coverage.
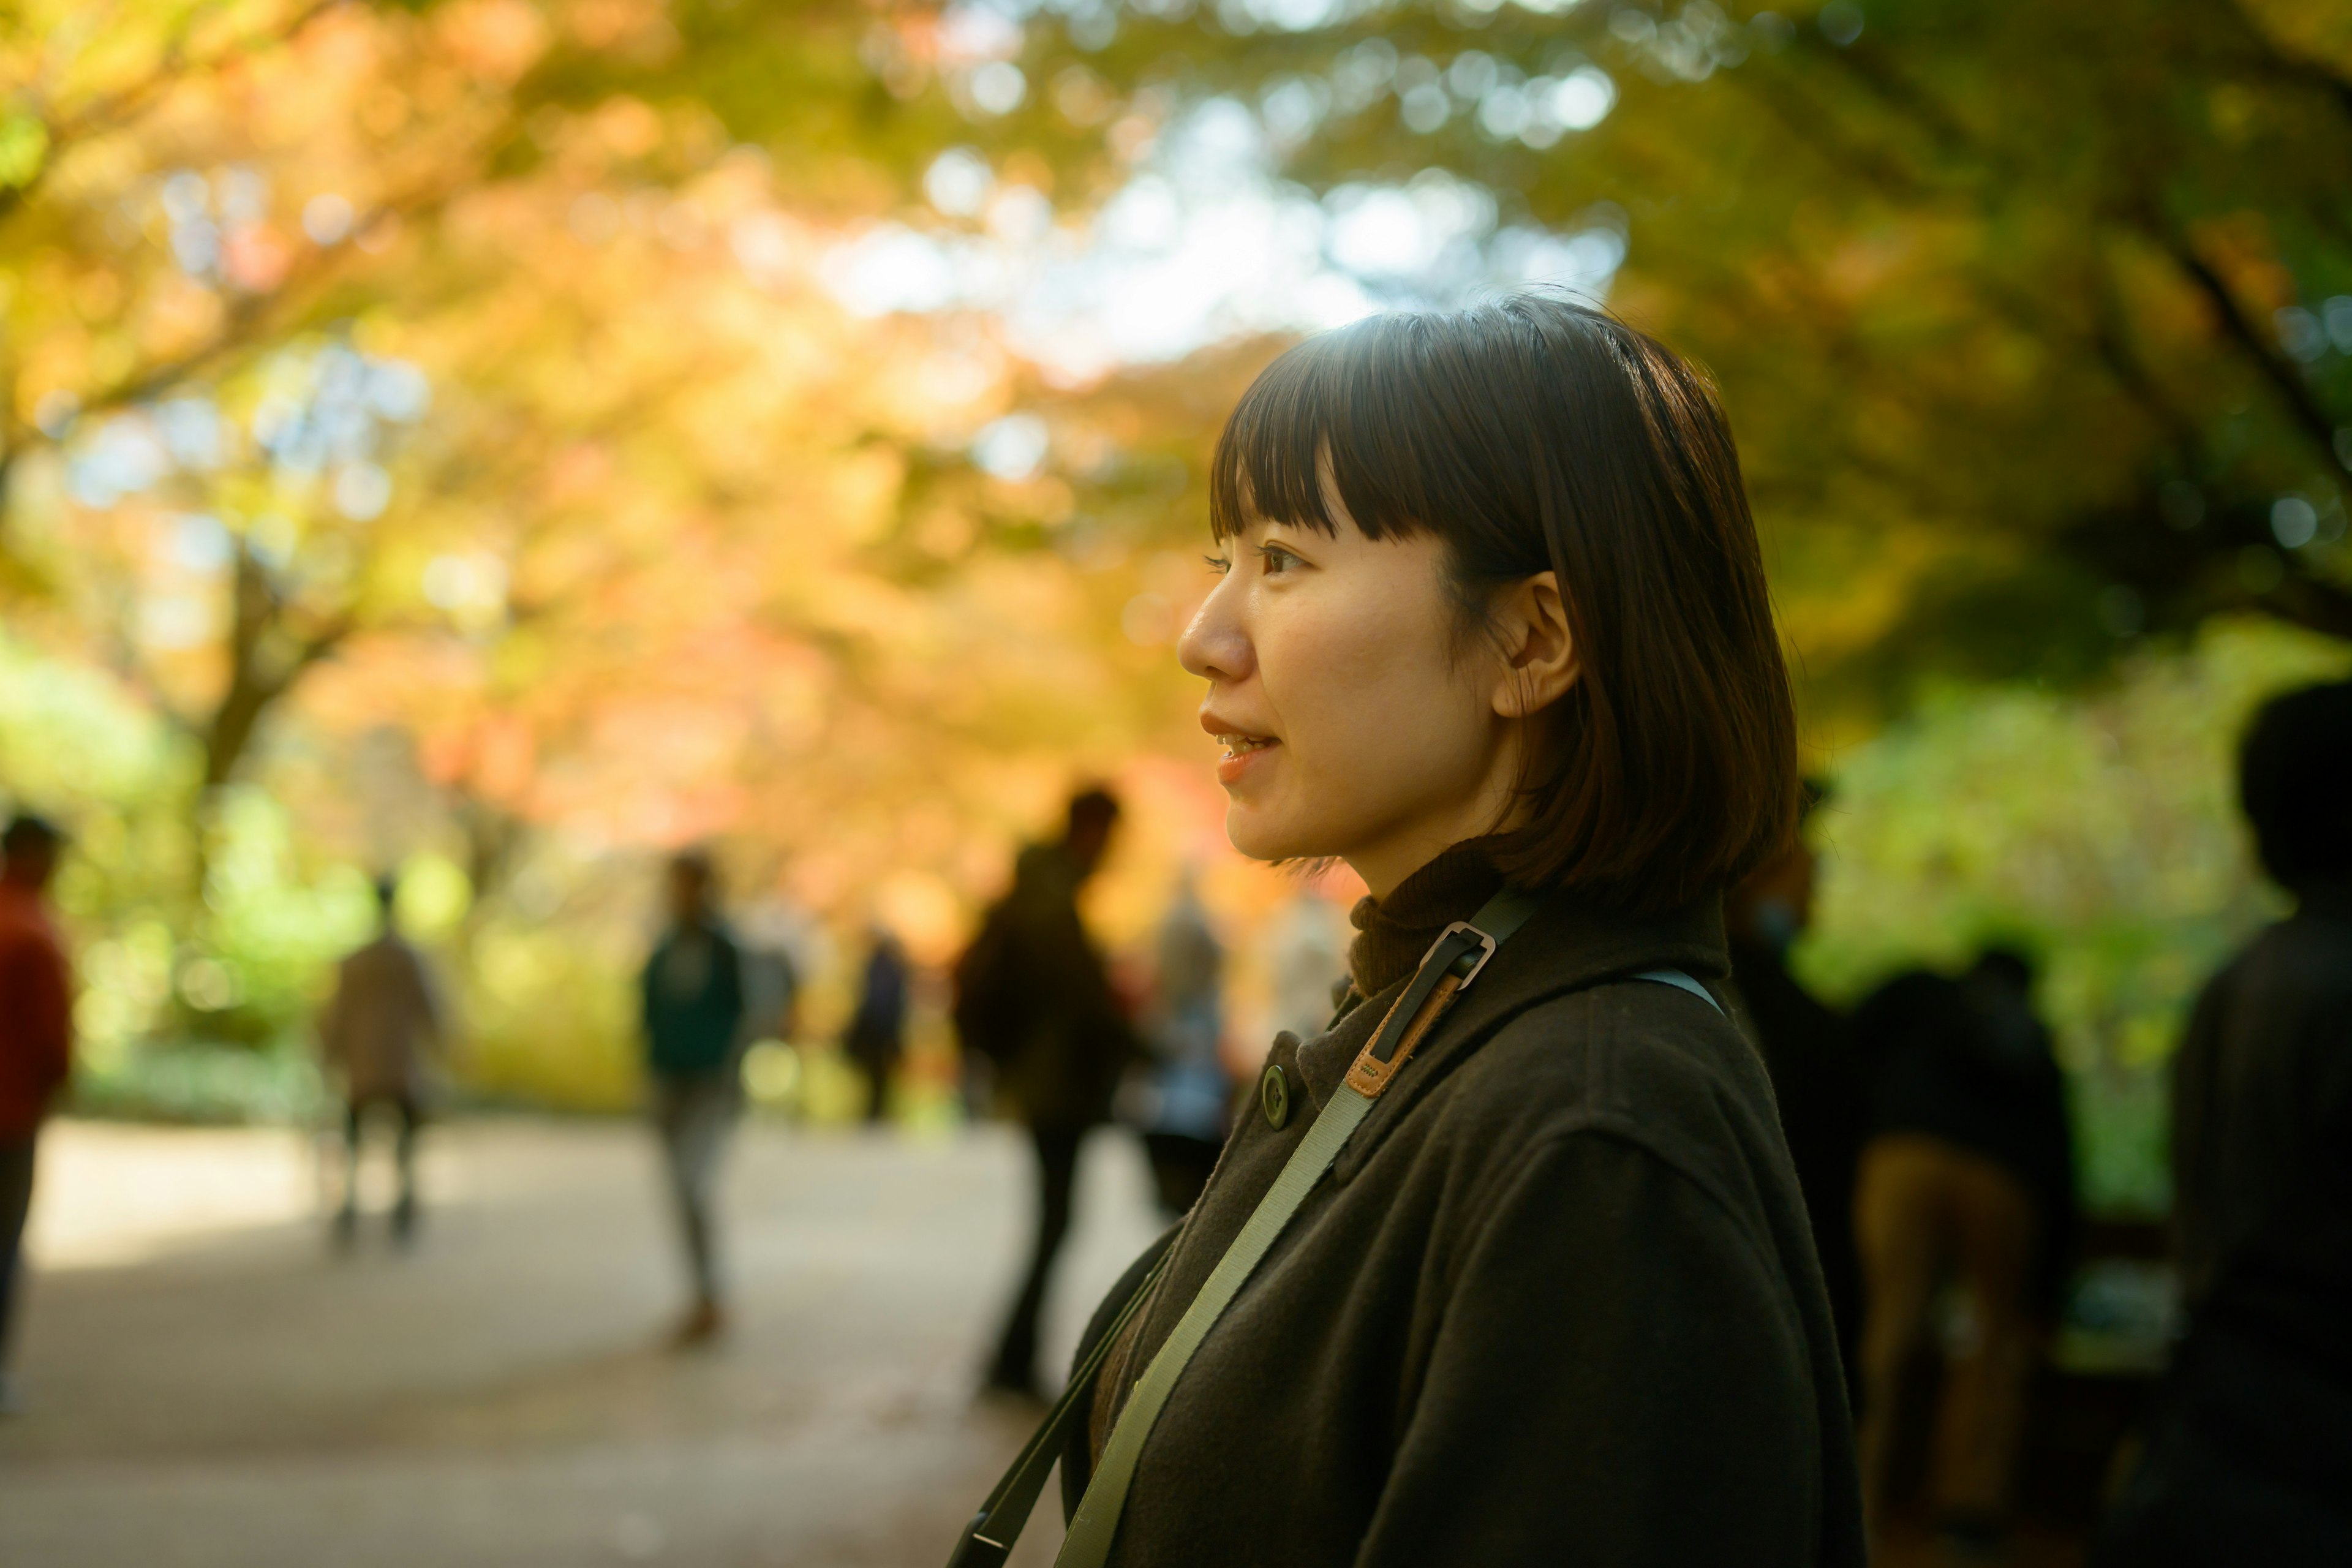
[1178,572,1252,684]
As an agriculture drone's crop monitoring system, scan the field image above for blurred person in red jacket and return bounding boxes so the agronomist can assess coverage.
[0,813,72,1415]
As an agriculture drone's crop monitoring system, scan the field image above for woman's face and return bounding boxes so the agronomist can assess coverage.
[1178,500,1527,899]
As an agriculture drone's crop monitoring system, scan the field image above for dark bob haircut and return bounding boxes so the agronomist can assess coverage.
[2239,677,2352,892]
[1208,295,1798,913]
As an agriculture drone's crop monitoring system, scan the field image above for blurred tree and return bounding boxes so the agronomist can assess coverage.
[0,0,1238,1078]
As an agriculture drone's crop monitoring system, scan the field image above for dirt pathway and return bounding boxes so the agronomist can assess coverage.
[0,1116,1166,1568]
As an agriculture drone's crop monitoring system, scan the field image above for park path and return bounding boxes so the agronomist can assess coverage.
[0,1116,1166,1568]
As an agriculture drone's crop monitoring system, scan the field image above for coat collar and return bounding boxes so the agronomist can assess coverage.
[1294,884,1732,1167]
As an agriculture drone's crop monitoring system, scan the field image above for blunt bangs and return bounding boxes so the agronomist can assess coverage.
[1208,317,1463,546]
[1207,296,1801,914]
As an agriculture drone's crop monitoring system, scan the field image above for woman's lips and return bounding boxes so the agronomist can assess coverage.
[1212,731,1277,786]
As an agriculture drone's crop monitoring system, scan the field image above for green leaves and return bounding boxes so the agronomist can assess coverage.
[0,111,48,189]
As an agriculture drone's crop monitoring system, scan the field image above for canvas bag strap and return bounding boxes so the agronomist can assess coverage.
[943,1244,1172,1568]
[1051,888,1544,1568]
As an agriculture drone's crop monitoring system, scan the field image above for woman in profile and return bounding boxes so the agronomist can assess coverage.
[1053,297,1864,1566]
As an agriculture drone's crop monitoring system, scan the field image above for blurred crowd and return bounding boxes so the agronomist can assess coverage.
[2,677,2347,1564]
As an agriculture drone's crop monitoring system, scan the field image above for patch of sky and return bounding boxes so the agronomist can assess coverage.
[2326,296,2352,353]
[925,147,994,218]
[1329,38,1399,113]
[1221,0,1349,32]
[1261,76,1333,154]
[972,413,1050,480]
[1448,51,1502,102]
[172,513,235,573]
[66,415,173,508]
[817,87,1629,378]
[964,61,1028,116]
[33,390,80,439]
[61,343,428,517]
[365,360,432,423]
[303,192,355,246]
[1545,66,1617,130]
[2271,496,2319,551]
[333,462,393,522]
[217,165,270,225]
[154,399,228,470]
[160,172,209,224]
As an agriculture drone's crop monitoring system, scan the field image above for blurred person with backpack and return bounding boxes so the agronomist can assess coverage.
[0,814,71,1415]
[641,849,748,1348]
[318,873,447,1248]
[2095,680,2352,1567]
[1850,944,2075,1559]
[954,787,1137,1398]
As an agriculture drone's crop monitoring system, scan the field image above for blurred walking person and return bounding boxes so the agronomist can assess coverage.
[2097,679,2352,1567]
[1723,790,1862,1382]
[1850,946,2075,1558]
[641,850,747,1348]
[1135,869,1230,1217]
[0,815,71,1415]
[1267,887,1349,1043]
[843,925,910,1125]
[318,874,446,1248]
[953,787,1136,1397]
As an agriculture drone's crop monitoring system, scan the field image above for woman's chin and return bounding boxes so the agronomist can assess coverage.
[1223,802,1329,866]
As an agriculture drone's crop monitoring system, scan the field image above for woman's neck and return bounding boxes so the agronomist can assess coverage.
[1346,840,1506,996]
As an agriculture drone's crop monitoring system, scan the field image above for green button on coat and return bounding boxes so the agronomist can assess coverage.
[1259,1062,1291,1130]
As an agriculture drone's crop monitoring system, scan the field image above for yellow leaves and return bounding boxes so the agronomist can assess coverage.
[562,0,682,63]
[587,94,665,160]
[433,0,552,87]
[134,273,228,362]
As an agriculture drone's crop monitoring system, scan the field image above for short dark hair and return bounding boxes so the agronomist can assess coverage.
[1970,946,2037,991]
[1208,296,1798,911]
[1066,787,1121,838]
[3,813,62,859]
[2239,678,2352,891]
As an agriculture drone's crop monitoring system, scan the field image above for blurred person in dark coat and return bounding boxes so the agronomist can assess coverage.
[641,850,747,1348]
[1850,945,2075,1557]
[955,787,1136,1397]
[0,815,70,1415]
[1723,786,1861,1385]
[843,925,910,1125]
[318,874,446,1248]
[2097,679,2352,1567]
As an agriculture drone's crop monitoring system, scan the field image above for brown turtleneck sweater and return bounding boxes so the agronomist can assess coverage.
[1344,840,1507,999]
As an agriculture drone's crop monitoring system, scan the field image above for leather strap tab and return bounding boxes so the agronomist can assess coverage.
[1343,970,1462,1098]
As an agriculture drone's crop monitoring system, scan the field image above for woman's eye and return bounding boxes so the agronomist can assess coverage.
[1258,544,1300,574]
[1204,554,1232,576]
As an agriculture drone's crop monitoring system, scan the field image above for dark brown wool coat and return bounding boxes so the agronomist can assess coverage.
[1061,857,1866,1567]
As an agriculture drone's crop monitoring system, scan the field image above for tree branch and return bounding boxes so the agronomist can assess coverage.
[2155,224,2352,476]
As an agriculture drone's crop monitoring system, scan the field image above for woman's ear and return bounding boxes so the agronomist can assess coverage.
[1490,571,1579,718]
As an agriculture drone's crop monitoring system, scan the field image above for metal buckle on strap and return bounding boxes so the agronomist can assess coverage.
[1421,921,1499,989]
